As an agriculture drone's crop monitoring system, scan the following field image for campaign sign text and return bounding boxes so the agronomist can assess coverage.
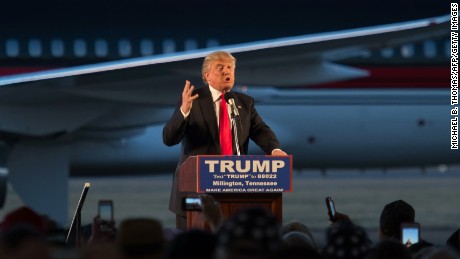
[198,155,292,193]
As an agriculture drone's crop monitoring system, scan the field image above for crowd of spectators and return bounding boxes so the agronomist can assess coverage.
[0,198,458,258]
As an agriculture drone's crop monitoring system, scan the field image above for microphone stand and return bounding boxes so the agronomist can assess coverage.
[230,111,241,156]
[225,93,243,156]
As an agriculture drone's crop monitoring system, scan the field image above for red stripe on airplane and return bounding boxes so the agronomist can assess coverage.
[0,66,449,89]
[0,67,55,76]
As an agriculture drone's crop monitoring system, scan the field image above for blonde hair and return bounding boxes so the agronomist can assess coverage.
[202,51,236,84]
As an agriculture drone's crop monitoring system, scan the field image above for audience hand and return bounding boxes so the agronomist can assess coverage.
[330,212,352,225]
[88,216,117,244]
[200,194,223,232]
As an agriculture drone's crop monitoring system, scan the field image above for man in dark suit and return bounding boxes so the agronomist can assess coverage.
[163,51,287,229]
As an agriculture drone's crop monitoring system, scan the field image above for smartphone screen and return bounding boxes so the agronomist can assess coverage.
[98,200,113,222]
[401,223,420,247]
[182,197,202,211]
[325,197,336,221]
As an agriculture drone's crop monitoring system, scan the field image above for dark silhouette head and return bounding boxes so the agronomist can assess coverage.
[215,207,281,259]
[323,221,371,259]
[379,200,415,240]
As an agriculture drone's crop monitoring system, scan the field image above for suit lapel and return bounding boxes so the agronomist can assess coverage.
[196,87,221,152]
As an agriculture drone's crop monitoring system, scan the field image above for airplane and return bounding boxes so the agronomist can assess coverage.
[0,8,454,225]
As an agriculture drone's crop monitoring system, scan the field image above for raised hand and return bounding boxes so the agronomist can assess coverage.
[181,80,199,114]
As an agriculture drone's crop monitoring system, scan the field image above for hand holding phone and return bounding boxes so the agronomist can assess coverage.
[401,222,420,247]
[325,197,336,222]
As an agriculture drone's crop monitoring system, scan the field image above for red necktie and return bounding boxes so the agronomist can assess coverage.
[219,93,233,155]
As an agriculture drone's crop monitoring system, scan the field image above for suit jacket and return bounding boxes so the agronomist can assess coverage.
[163,86,281,216]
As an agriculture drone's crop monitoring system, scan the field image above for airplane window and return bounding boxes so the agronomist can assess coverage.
[118,39,132,57]
[206,39,220,48]
[28,39,42,57]
[184,39,198,51]
[445,40,451,57]
[140,39,154,56]
[5,39,20,57]
[162,39,176,53]
[400,44,414,58]
[358,50,371,58]
[95,39,109,57]
[74,39,87,57]
[423,40,437,58]
[51,39,64,57]
[380,47,394,58]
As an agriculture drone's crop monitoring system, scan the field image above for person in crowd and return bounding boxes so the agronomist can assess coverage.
[87,215,117,244]
[446,229,460,254]
[366,240,412,259]
[414,246,460,259]
[322,221,371,259]
[167,229,216,259]
[200,194,224,232]
[0,206,51,259]
[282,231,318,253]
[281,220,318,249]
[333,199,434,255]
[270,244,325,259]
[0,206,48,234]
[379,200,433,254]
[83,215,118,259]
[214,207,282,259]
[116,218,165,259]
[0,225,50,259]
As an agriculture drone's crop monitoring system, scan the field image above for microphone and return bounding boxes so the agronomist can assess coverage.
[224,92,239,117]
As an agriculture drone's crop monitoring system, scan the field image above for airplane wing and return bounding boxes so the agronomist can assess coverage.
[0,15,449,138]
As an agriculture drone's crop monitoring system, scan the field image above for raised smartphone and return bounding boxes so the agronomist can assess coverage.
[401,222,420,247]
[325,196,336,222]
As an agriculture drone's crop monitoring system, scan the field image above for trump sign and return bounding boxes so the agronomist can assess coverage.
[197,155,293,193]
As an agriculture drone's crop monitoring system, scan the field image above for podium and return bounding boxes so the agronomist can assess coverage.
[177,155,292,230]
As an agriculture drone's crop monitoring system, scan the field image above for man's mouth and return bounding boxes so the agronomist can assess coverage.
[225,77,231,82]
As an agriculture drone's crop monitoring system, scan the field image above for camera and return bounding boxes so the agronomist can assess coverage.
[182,197,202,211]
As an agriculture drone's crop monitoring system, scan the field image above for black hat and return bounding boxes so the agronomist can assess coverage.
[380,200,415,238]
[323,221,371,259]
[216,207,281,254]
